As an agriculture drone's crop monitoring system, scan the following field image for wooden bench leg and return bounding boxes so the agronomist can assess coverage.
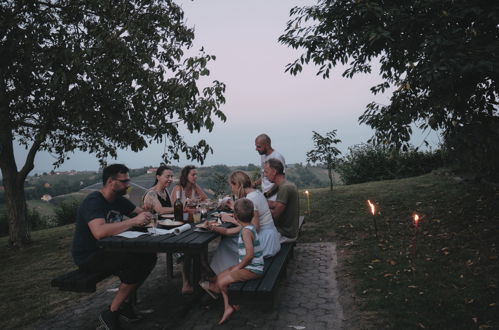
[166,252,174,280]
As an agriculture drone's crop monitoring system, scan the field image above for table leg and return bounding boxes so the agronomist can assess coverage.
[192,246,209,285]
[166,252,173,280]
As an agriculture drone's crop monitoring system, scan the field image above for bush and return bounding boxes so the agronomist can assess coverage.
[54,199,80,226]
[443,117,499,182]
[338,143,443,184]
[0,207,52,237]
[28,208,51,231]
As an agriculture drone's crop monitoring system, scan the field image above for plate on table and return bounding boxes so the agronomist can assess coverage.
[196,220,221,229]
[160,214,174,219]
[194,227,211,233]
[158,219,184,227]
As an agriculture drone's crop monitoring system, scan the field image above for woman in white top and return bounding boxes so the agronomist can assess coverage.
[171,165,208,205]
[170,165,207,294]
[209,171,281,274]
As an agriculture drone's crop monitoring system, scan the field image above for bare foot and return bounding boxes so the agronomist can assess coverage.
[181,284,194,295]
[218,305,237,324]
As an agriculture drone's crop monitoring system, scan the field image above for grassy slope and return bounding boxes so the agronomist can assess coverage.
[0,172,497,329]
[301,173,498,329]
[0,225,84,329]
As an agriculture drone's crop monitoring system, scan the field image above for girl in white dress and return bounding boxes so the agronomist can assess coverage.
[209,171,281,274]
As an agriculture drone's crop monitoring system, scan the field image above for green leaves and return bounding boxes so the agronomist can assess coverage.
[1,0,226,168]
[280,0,499,171]
[306,130,342,190]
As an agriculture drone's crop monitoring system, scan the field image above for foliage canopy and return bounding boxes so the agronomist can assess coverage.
[0,0,226,246]
[279,0,499,153]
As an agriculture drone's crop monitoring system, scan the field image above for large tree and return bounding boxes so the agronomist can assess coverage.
[0,0,226,247]
[279,1,499,164]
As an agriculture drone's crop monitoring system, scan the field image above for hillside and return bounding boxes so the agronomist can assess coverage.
[0,172,497,329]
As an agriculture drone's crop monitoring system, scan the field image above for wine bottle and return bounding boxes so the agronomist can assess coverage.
[174,190,183,222]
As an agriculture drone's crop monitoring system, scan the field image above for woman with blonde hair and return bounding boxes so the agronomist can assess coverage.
[208,171,281,275]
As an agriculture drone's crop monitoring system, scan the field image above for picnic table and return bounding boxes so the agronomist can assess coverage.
[97,221,231,284]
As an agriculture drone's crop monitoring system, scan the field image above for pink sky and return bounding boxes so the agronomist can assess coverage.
[14,0,439,173]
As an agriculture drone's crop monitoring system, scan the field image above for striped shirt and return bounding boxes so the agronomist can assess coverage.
[238,224,264,274]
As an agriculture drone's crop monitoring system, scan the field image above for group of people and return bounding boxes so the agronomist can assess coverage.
[71,134,300,328]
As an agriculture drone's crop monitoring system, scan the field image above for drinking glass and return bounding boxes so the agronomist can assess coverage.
[151,212,159,235]
[193,208,201,223]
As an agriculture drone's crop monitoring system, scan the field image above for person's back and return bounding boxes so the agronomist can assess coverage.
[238,224,264,275]
[264,158,300,242]
[274,179,300,240]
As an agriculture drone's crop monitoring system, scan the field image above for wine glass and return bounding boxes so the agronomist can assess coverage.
[143,194,158,235]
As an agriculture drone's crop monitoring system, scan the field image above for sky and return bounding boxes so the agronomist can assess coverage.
[14,0,439,174]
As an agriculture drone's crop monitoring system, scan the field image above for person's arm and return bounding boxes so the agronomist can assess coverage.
[268,200,286,219]
[231,228,254,270]
[251,210,260,232]
[194,184,208,201]
[143,192,173,214]
[209,222,242,236]
[88,212,151,240]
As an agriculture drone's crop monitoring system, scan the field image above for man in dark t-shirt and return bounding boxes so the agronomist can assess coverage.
[264,159,300,243]
[72,164,157,329]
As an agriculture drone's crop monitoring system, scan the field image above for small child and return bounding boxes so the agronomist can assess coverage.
[200,198,264,324]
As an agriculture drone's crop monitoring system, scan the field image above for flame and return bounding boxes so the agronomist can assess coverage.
[367,200,375,215]
[304,190,309,195]
[413,213,420,225]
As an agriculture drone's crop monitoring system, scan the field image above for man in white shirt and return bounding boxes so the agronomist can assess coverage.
[253,134,285,200]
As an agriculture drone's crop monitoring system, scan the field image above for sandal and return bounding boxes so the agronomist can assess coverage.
[199,281,219,299]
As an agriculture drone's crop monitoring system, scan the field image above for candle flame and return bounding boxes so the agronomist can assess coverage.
[367,200,375,215]
[413,213,420,225]
[305,190,309,195]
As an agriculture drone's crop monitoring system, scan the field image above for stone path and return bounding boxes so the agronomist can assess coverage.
[34,242,343,330]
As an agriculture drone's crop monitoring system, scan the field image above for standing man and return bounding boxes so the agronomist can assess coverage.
[254,133,286,200]
[72,164,157,329]
[264,158,300,243]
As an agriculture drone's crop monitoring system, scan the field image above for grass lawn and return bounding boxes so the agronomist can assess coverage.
[0,225,85,329]
[0,172,497,329]
[300,172,498,329]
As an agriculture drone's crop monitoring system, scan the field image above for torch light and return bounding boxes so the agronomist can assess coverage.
[304,190,310,215]
[412,213,420,256]
[367,200,379,240]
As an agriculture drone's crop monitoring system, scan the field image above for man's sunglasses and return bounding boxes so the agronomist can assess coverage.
[113,178,130,183]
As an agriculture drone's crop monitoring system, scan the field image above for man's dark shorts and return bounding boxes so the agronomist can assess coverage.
[78,250,157,285]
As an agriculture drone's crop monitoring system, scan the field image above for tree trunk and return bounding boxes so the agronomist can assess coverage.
[5,177,31,247]
[328,167,333,191]
[0,97,36,247]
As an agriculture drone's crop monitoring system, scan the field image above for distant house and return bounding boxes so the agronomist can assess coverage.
[41,194,52,202]
[147,168,157,174]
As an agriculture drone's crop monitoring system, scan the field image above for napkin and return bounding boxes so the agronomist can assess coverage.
[174,223,191,235]
[148,227,175,235]
[147,223,191,236]
[116,231,150,238]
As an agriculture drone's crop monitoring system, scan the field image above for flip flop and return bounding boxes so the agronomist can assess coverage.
[199,281,219,299]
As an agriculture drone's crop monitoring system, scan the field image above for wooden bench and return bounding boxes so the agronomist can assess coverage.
[51,269,113,293]
[227,215,305,308]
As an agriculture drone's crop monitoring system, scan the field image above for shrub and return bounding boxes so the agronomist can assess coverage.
[28,208,51,230]
[54,199,80,226]
[338,143,443,184]
[0,207,51,237]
